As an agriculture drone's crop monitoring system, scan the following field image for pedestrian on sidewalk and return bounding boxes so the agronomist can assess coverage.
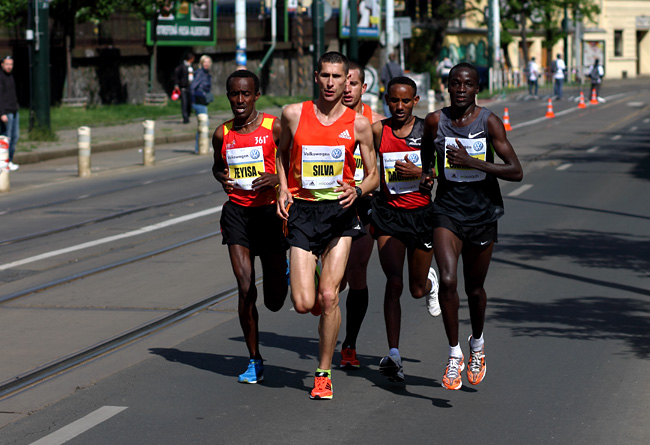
[587,59,604,99]
[380,52,403,117]
[526,57,539,98]
[0,55,19,171]
[174,51,195,124]
[190,55,213,153]
[552,54,566,100]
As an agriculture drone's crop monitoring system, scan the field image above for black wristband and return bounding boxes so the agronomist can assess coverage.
[355,186,362,198]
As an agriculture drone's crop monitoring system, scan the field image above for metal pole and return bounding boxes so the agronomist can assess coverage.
[197,114,210,155]
[32,0,51,131]
[0,136,10,192]
[77,126,91,177]
[349,0,358,61]
[236,0,247,69]
[386,0,395,56]
[312,0,325,98]
[142,120,155,166]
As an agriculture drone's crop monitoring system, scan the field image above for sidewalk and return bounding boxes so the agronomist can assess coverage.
[13,107,284,166]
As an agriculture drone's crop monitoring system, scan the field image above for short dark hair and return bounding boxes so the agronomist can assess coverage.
[226,69,260,93]
[317,51,349,75]
[348,60,365,83]
[387,76,417,96]
[184,51,195,61]
[448,62,480,84]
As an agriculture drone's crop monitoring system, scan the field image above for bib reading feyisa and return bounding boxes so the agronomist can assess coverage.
[226,146,266,190]
[382,150,422,194]
[301,145,345,189]
[444,137,487,182]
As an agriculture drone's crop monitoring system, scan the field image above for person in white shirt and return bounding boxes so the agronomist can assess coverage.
[526,57,539,98]
[552,54,566,100]
[588,59,605,99]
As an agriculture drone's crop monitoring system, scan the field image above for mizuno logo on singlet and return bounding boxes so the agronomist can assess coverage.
[408,137,422,146]
[338,129,352,140]
[468,131,484,138]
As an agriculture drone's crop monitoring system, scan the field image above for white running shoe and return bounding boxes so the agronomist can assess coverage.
[426,267,441,317]
[8,162,19,171]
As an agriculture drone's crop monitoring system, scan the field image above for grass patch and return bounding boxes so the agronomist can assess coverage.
[18,95,310,133]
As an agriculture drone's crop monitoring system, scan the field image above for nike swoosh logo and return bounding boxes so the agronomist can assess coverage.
[468,131,484,138]
[480,240,490,246]
[424,242,433,249]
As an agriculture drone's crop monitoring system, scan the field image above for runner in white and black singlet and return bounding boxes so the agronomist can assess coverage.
[421,63,523,390]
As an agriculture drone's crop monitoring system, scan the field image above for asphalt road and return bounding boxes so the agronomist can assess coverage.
[0,86,649,444]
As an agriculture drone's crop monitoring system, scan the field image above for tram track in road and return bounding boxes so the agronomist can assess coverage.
[0,191,218,246]
[0,276,261,401]
[0,231,221,305]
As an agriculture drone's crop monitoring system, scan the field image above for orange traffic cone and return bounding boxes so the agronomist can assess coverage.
[578,91,587,109]
[503,108,512,131]
[590,88,598,105]
[545,98,555,119]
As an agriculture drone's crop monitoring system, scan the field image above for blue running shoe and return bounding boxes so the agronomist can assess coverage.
[238,359,264,384]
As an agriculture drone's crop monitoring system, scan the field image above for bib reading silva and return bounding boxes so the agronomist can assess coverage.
[221,114,278,206]
[288,102,358,201]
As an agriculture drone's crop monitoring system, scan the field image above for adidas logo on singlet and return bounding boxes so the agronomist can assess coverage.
[338,129,352,140]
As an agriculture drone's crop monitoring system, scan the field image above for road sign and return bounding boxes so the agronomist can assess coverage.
[394,16,411,40]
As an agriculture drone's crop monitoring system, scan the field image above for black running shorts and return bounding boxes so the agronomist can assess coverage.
[433,213,498,246]
[370,196,434,251]
[356,194,373,227]
[287,199,364,255]
[220,201,287,255]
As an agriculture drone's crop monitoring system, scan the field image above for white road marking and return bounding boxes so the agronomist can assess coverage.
[76,195,90,200]
[142,180,154,185]
[556,163,572,171]
[30,406,128,445]
[644,118,650,124]
[507,184,533,197]
[611,135,621,140]
[0,206,223,271]
[630,126,638,132]
[587,146,600,153]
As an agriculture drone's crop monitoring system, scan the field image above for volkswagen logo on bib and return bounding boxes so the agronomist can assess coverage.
[472,141,484,152]
[250,149,261,159]
[331,148,343,159]
[408,153,420,163]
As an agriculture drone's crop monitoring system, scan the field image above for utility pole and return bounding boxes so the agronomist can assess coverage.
[31,0,51,132]
[349,0,358,61]
[311,0,325,98]
[235,0,247,69]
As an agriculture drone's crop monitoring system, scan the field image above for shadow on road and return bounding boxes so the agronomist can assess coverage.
[490,296,650,358]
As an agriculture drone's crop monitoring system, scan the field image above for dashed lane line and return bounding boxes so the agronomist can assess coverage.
[556,163,572,171]
[611,135,622,140]
[30,406,128,445]
[507,184,533,197]
[587,146,600,153]
[0,206,223,272]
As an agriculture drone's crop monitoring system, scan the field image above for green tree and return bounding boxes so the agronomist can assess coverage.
[409,0,467,85]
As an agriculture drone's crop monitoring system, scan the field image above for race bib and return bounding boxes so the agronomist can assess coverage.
[353,145,364,182]
[382,150,421,194]
[301,145,345,189]
[444,137,487,182]
[226,146,266,190]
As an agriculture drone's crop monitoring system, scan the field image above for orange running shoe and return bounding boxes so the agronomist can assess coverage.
[442,355,465,390]
[467,336,486,385]
[309,372,333,400]
[340,347,361,368]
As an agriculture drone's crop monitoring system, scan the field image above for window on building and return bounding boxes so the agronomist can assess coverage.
[614,30,623,57]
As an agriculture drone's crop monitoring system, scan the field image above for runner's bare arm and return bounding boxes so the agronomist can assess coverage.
[336,114,377,208]
[211,125,234,193]
[252,116,282,191]
[445,113,523,182]
[276,104,301,219]
[420,111,440,191]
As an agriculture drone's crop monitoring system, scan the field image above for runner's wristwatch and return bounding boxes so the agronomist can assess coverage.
[355,186,362,198]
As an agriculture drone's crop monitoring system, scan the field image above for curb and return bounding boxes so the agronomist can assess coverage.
[14,132,196,165]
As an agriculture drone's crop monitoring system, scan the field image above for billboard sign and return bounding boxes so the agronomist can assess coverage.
[146,1,217,46]
[339,0,380,39]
